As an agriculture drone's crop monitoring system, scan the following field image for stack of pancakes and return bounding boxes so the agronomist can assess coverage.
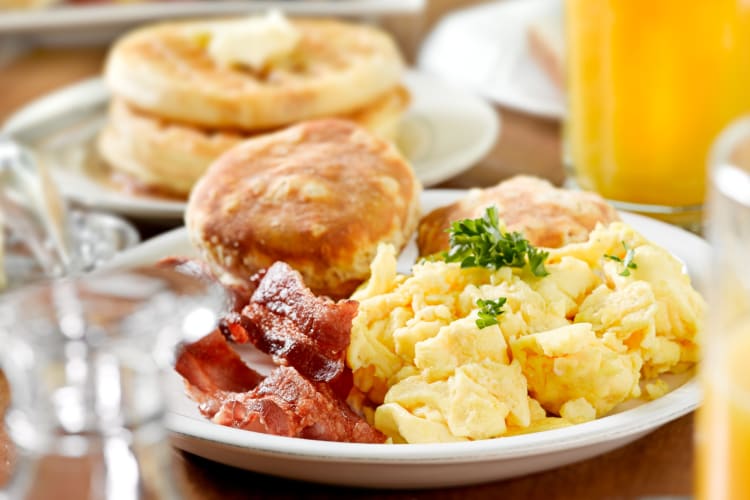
[99,16,408,199]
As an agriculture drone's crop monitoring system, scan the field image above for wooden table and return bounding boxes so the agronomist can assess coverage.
[0,1,693,498]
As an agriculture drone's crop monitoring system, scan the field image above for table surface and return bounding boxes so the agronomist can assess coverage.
[0,1,694,498]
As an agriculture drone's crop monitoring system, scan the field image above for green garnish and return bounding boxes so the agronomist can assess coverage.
[444,206,549,277]
[476,297,507,329]
[604,241,638,276]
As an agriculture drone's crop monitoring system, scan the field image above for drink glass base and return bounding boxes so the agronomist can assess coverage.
[563,178,704,234]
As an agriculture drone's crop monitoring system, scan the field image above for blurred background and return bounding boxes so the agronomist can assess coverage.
[0,0,565,196]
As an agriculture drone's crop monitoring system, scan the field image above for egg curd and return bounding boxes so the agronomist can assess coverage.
[347,222,704,443]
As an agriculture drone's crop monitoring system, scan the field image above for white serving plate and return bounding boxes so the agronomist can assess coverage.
[418,0,565,120]
[3,71,499,220]
[107,189,706,489]
[0,0,425,38]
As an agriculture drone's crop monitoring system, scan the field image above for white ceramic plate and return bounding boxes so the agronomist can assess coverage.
[107,189,706,489]
[0,0,424,38]
[3,71,499,220]
[418,0,565,119]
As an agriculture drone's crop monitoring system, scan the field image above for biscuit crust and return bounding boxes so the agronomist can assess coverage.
[186,119,421,298]
[417,176,620,255]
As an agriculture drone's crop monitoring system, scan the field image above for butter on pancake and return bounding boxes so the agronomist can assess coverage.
[186,119,422,299]
[104,16,405,130]
[206,10,301,70]
[98,87,408,198]
[417,176,620,256]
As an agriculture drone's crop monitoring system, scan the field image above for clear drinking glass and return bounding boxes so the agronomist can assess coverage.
[0,134,140,291]
[695,117,750,499]
[0,266,227,500]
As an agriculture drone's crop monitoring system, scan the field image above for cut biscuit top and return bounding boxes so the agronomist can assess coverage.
[185,119,421,298]
[417,176,620,256]
[105,17,405,131]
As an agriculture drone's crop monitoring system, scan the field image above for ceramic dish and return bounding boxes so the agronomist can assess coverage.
[418,0,564,119]
[3,72,499,220]
[106,189,705,488]
[0,0,424,37]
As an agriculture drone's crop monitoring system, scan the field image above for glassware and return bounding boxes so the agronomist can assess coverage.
[0,266,228,500]
[2,210,140,291]
[695,117,750,499]
[0,134,140,291]
[564,0,750,231]
[0,136,79,277]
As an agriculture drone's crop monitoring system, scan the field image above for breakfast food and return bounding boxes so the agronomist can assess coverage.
[99,12,408,198]
[185,119,421,299]
[105,15,404,129]
[174,174,704,444]
[175,261,385,443]
[417,176,620,256]
[98,86,409,198]
[349,216,704,443]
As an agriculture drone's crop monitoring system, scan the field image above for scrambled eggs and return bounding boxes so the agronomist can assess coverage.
[347,222,704,443]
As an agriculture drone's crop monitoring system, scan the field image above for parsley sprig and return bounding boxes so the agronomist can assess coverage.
[444,206,549,277]
[604,241,638,276]
[476,297,507,329]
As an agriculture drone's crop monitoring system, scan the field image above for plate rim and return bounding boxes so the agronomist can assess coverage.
[2,71,499,219]
[165,379,698,464]
[0,0,426,35]
[418,0,565,120]
[106,189,706,469]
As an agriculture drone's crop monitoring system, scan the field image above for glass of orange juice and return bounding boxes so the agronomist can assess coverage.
[695,117,750,499]
[565,0,750,230]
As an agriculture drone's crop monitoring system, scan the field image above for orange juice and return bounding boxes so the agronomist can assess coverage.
[696,320,750,500]
[566,0,750,208]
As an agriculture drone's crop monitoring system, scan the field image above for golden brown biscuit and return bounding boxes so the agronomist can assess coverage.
[417,176,620,255]
[105,18,404,130]
[186,119,422,299]
[98,86,409,198]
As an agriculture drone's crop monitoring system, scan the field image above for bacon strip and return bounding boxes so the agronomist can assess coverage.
[175,329,264,417]
[211,366,385,443]
[173,260,381,442]
[221,262,357,385]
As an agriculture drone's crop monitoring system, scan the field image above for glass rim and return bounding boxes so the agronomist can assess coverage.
[709,116,750,208]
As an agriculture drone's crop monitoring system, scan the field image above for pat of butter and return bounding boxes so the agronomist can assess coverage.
[208,11,301,70]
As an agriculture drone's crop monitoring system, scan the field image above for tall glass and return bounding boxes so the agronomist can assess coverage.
[565,0,750,230]
[695,117,750,499]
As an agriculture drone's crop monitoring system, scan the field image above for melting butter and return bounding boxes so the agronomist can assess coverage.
[207,11,301,70]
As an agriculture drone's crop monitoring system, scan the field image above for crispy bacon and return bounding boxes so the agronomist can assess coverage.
[174,329,264,417]
[221,262,357,385]
[211,366,385,443]
[250,263,356,357]
[173,260,382,443]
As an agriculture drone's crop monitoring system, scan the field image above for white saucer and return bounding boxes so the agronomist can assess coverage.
[3,70,499,220]
[418,0,565,119]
